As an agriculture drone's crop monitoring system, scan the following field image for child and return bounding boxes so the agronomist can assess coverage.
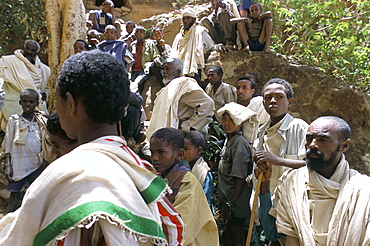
[183,131,214,211]
[216,104,254,246]
[97,24,134,71]
[244,2,272,52]
[3,89,51,213]
[73,39,89,54]
[150,127,219,246]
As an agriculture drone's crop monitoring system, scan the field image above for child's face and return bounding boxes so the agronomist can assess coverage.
[126,24,135,34]
[135,29,146,40]
[102,4,111,13]
[49,134,78,159]
[74,41,87,54]
[105,29,117,41]
[19,93,39,115]
[221,112,241,134]
[152,30,164,42]
[150,138,182,173]
[184,138,202,165]
[250,4,262,19]
[263,83,292,119]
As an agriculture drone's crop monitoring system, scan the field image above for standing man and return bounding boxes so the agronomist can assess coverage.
[146,58,214,139]
[0,39,50,131]
[0,50,169,245]
[254,78,308,192]
[255,116,370,245]
[205,66,236,112]
[171,8,228,84]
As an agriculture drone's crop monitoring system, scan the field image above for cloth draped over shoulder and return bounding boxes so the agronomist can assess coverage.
[171,23,212,78]
[0,49,50,131]
[217,102,259,144]
[0,136,169,246]
[97,40,134,67]
[147,77,214,139]
[271,154,370,246]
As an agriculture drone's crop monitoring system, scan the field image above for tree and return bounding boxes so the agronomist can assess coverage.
[260,0,370,90]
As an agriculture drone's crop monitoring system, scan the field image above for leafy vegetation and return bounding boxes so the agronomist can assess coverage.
[259,0,370,90]
[0,0,48,55]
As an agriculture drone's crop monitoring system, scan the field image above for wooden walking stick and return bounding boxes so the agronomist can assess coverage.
[246,171,264,245]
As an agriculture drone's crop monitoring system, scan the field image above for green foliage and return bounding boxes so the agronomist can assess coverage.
[201,118,225,163]
[259,0,370,90]
[0,0,48,55]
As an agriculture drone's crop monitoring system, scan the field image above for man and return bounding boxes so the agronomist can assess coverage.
[255,116,370,245]
[244,72,261,97]
[130,25,162,92]
[201,0,236,48]
[146,58,215,139]
[171,8,228,84]
[0,39,50,131]
[0,50,170,245]
[205,66,236,112]
[88,0,114,33]
[254,78,308,192]
[236,76,269,126]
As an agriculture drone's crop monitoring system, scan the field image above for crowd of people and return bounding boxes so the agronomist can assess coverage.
[0,0,368,245]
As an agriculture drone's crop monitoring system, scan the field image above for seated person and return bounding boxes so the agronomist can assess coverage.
[97,24,134,71]
[87,29,101,49]
[244,2,272,52]
[183,131,214,211]
[88,0,114,33]
[73,39,89,54]
[121,20,136,47]
[151,27,171,63]
[150,127,219,246]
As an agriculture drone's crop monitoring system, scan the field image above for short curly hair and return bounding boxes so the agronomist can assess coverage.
[262,78,294,99]
[151,127,184,150]
[56,50,129,124]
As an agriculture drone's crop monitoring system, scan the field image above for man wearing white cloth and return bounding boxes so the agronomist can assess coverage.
[146,58,214,139]
[0,39,50,131]
[0,50,169,245]
[255,116,370,245]
[171,8,228,83]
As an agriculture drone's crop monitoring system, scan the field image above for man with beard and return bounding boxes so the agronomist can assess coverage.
[255,116,370,245]
[146,58,214,139]
[254,78,308,192]
[170,8,228,84]
[0,39,50,131]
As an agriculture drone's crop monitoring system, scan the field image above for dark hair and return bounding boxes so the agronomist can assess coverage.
[126,21,136,27]
[47,111,78,145]
[87,29,100,37]
[57,50,129,124]
[151,127,184,150]
[209,66,223,75]
[237,76,256,89]
[20,88,39,100]
[245,72,258,84]
[316,116,351,140]
[102,0,114,7]
[183,131,205,148]
[262,78,294,99]
[74,39,88,50]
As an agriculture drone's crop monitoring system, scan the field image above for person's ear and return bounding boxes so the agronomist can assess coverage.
[340,139,351,153]
[287,98,293,108]
[176,148,185,161]
[65,92,77,116]
[196,146,203,156]
[251,88,256,94]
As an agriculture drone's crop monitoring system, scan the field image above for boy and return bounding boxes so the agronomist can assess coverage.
[88,0,114,33]
[3,89,51,213]
[150,127,219,246]
[46,111,78,158]
[183,131,214,210]
[244,2,272,52]
[216,105,254,246]
[97,24,134,71]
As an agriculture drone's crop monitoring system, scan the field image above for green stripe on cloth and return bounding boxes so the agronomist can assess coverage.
[33,201,166,246]
[141,176,167,204]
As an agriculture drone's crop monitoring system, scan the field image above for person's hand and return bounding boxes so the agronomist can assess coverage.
[254,150,280,166]
[221,203,231,221]
[154,57,162,66]
[246,18,253,30]
[254,161,272,183]
[158,39,165,48]
[245,173,253,187]
[217,44,230,53]
[5,166,13,182]
[90,38,99,46]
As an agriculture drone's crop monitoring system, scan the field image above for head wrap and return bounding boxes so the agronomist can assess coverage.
[182,8,196,18]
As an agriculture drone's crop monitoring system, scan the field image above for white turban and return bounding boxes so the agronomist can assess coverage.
[182,8,196,18]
